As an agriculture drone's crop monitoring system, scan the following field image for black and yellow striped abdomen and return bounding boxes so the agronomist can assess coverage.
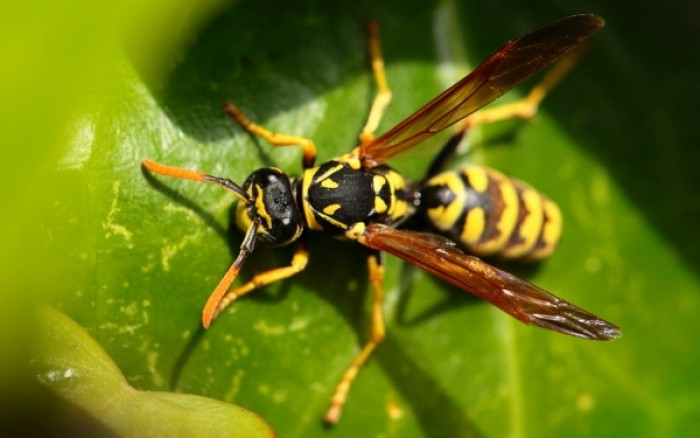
[419,165,561,260]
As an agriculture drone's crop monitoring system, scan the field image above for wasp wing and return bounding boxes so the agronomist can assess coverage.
[360,224,620,340]
[359,14,605,167]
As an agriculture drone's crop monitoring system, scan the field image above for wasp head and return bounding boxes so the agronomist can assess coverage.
[235,168,303,246]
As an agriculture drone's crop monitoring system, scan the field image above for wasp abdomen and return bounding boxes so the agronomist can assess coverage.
[420,165,561,260]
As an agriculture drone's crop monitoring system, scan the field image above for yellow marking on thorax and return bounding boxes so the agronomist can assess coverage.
[321,178,339,189]
[302,167,347,231]
[372,175,386,192]
[374,196,388,214]
[345,222,366,240]
[383,169,406,190]
[318,213,348,230]
[315,163,344,184]
[336,153,362,170]
[372,175,389,214]
[323,204,342,215]
[301,167,323,231]
[383,170,412,220]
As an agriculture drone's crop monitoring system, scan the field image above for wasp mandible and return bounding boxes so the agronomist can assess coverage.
[143,14,620,424]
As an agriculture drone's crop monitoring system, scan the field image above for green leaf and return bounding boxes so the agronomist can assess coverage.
[33,306,274,437]
[8,0,699,437]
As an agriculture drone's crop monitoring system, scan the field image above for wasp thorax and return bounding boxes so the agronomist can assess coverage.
[235,167,303,246]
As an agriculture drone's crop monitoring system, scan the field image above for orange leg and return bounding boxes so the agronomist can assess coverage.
[223,102,317,169]
[359,21,392,145]
[325,251,386,424]
[207,242,310,324]
[200,221,259,328]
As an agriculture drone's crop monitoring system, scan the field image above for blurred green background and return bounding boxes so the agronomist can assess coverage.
[3,0,699,436]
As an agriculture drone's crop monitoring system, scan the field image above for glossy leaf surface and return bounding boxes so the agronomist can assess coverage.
[7,0,699,436]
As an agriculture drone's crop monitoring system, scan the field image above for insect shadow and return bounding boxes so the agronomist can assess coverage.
[141,166,228,240]
[292,233,484,435]
[396,259,543,327]
[157,182,482,434]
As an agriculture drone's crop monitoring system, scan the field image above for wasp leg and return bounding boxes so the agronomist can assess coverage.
[424,45,587,179]
[423,130,466,181]
[207,241,310,324]
[325,251,386,424]
[201,221,260,328]
[359,21,392,146]
[223,102,317,169]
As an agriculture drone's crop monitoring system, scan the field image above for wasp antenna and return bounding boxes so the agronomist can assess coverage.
[202,221,259,328]
[202,174,251,205]
[142,159,251,205]
[142,159,209,182]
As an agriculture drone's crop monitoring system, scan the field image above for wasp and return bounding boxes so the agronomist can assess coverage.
[143,14,620,424]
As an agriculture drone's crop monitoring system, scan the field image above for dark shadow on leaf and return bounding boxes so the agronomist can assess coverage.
[142,0,440,146]
[292,233,483,436]
[396,263,480,327]
[393,216,547,327]
[170,323,207,390]
[377,335,485,437]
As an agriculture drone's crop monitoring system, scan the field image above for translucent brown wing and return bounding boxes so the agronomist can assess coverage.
[359,14,605,167]
[360,224,621,340]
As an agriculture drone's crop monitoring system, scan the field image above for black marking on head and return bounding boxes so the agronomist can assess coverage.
[243,168,302,245]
